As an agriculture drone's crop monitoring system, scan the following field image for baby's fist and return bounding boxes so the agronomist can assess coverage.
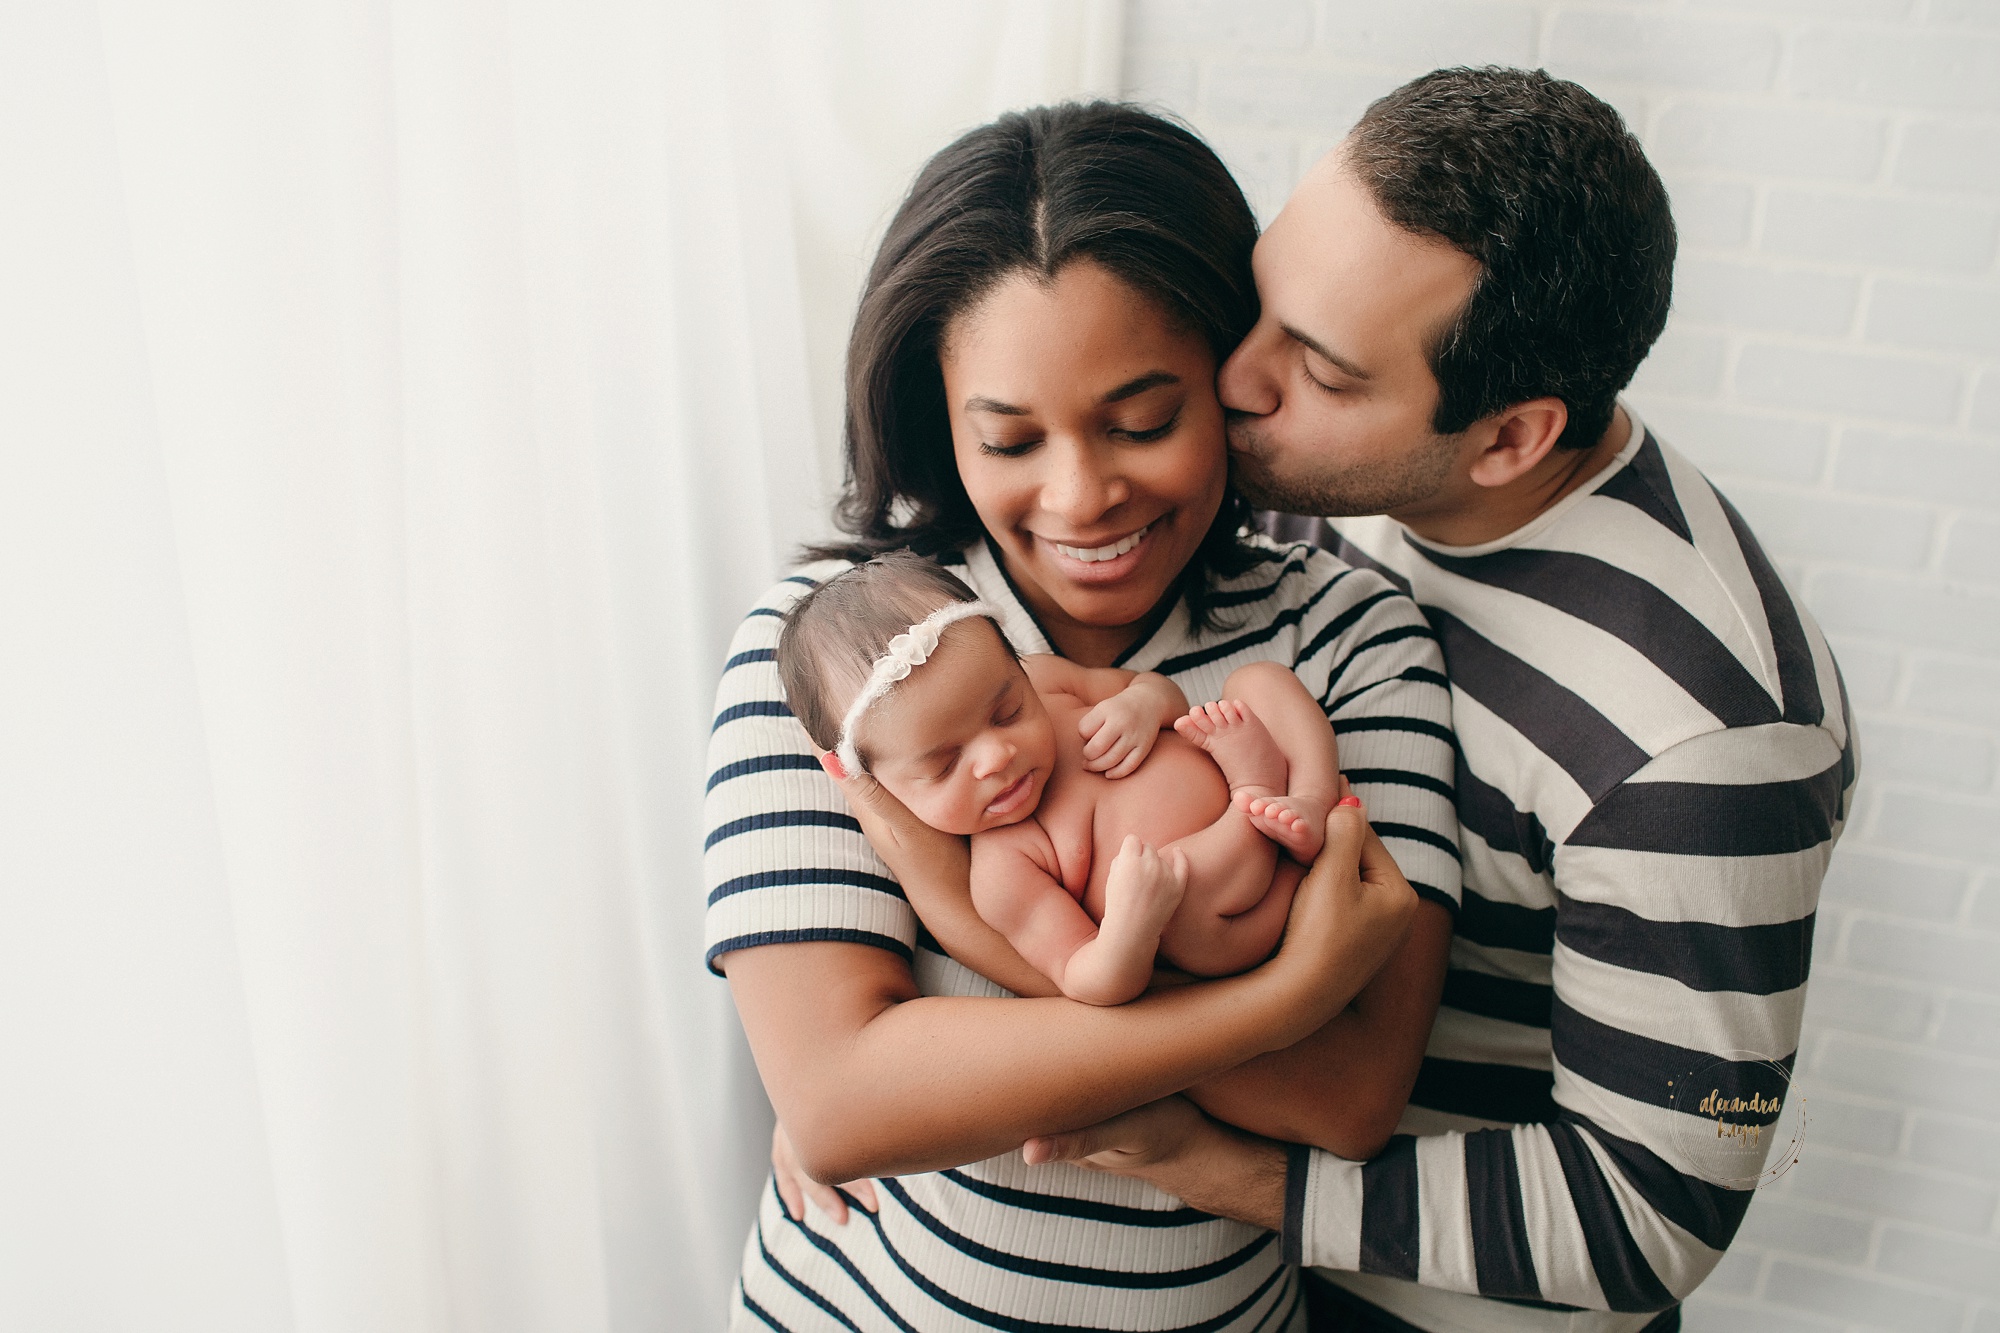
[1079,694,1161,779]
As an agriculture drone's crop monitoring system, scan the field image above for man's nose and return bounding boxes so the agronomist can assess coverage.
[1218,323,1281,417]
[1044,440,1129,526]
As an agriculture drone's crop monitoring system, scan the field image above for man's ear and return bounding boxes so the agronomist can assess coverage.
[1466,398,1568,489]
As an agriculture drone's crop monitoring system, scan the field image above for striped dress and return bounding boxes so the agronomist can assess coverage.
[705,535,1460,1332]
[1267,414,1854,1332]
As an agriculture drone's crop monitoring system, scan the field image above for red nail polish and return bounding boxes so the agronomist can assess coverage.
[1337,795,1362,808]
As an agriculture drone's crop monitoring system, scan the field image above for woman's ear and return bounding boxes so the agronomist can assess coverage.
[1466,398,1568,490]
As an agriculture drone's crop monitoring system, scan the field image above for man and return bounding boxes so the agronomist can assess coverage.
[1029,67,1854,1332]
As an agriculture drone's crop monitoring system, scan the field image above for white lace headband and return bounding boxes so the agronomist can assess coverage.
[834,600,994,775]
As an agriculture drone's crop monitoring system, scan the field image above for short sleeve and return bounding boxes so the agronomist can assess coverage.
[1291,558,1462,915]
[702,571,917,975]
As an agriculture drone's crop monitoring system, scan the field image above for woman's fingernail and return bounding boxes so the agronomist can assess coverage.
[1337,795,1362,808]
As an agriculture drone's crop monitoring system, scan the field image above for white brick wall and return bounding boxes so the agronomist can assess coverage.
[1120,3,2000,1329]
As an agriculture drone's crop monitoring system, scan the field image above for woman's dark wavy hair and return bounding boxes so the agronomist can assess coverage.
[808,101,1264,630]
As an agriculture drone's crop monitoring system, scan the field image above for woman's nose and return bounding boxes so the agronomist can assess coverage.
[1218,322,1281,417]
[1043,440,1129,527]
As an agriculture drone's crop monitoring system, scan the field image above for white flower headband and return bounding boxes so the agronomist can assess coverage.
[833,600,994,775]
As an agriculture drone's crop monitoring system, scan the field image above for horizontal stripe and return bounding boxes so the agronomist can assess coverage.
[1465,1129,1539,1300]
[714,699,794,731]
[1372,821,1462,862]
[1317,626,1439,694]
[1457,761,1554,874]
[705,928,911,974]
[726,647,779,672]
[1570,1114,1754,1253]
[707,752,822,793]
[1409,1057,1557,1125]
[1715,489,1821,728]
[939,1169,1215,1228]
[882,1179,1272,1288]
[1547,1121,1676,1312]
[1416,546,1781,731]
[1557,891,1814,996]
[1328,666,1452,715]
[1456,889,1556,955]
[1343,768,1454,802]
[1430,609,1651,802]
[1335,716,1456,746]
[1359,1136,1419,1282]
[706,808,859,851]
[1551,996,1793,1118]
[1442,969,1553,1028]
[1566,758,1843,858]
[707,866,905,907]
[1411,883,1459,916]
[755,1206,865,1333]
[1594,431,1690,543]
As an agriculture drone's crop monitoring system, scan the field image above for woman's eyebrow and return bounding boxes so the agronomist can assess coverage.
[1280,323,1372,381]
[965,396,1030,416]
[1101,370,1179,403]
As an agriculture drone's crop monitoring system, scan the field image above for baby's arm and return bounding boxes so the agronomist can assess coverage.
[971,822,1186,1007]
[1023,655,1188,779]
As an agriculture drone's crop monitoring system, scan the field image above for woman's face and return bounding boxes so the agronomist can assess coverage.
[941,262,1228,665]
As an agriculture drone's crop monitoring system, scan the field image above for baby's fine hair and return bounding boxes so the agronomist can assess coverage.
[776,551,1006,760]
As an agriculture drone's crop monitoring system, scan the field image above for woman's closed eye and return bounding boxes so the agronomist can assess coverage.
[1110,411,1180,443]
[979,438,1042,458]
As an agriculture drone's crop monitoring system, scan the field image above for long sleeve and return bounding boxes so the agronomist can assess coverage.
[1289,718,1855,1311]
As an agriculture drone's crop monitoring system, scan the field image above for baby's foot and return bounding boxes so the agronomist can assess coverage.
[1174,700,1288,797]
[1242,793,1330,863]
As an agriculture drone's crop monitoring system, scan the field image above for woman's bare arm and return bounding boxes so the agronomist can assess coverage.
[723,798,1414,1185]
[1187,893,1452,1160]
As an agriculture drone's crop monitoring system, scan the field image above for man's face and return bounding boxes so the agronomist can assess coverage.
[1219,151,1484,521]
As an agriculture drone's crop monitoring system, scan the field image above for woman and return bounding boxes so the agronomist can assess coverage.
[705,103,1460,1331]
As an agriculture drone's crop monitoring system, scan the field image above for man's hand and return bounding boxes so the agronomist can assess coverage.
[1021,1096,1288,1232]
[771,1121,879,1225]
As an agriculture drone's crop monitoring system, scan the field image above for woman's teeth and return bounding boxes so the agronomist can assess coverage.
[1052,524,1150,563]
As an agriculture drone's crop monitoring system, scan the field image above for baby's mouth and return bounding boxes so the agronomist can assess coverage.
[985,772,1034,816]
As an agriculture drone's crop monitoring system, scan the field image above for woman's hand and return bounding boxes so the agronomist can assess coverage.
[772,1121,879,1225]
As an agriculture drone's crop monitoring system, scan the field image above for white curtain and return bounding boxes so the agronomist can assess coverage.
[0,2,1120,1330]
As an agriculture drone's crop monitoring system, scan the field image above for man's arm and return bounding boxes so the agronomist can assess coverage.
[1051,724,1852,1313]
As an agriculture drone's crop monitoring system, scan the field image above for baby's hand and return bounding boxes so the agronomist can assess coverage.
[1104,836,1188,928]
[1080,688,1165,778]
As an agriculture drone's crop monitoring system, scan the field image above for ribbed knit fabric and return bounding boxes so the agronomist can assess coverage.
[706,534,1460,1332]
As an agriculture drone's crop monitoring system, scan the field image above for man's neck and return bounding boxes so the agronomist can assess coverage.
[1397,406,1632,549]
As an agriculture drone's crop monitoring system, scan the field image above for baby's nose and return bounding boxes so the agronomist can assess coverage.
[972,736,1017,778]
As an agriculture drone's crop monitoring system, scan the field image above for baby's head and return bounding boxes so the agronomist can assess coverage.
[778,552,1055,835]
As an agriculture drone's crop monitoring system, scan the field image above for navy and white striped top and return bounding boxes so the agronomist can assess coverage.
[705,534,1460,1332]
[1270,416,1854,1331]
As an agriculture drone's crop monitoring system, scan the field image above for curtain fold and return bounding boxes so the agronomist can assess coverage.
[0,2,1120,1328]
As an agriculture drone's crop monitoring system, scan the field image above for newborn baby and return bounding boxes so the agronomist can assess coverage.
[777,553,1341,1005]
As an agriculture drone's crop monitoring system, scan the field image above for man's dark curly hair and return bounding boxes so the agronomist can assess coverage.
[1346,67,1676,450]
